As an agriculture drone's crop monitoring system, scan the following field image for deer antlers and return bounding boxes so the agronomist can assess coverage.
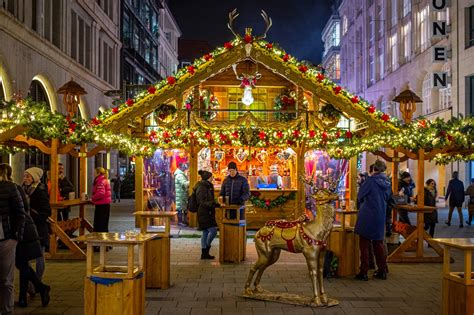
[227,9,273,40]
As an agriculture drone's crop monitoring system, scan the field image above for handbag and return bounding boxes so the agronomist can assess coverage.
[393,194,408,205]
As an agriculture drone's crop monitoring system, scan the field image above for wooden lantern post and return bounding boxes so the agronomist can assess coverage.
[57,79,87,118]
[392,88,423,200]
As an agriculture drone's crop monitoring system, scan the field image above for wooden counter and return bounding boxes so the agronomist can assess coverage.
[215,189,298,229]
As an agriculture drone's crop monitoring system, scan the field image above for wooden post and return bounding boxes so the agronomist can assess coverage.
[80,144,88,236]
[50,139,59,204]
[348,156,358,207]
[188,143,198,228]
[392,150,399,194]
[296,142,306,217]
[135,156,144,214]
[416,149,425,257]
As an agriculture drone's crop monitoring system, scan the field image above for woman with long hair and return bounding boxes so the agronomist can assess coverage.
[91,167,112,233]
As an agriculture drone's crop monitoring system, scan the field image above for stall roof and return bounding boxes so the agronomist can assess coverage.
[100,39,399,133]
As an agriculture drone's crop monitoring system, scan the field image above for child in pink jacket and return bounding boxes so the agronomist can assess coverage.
[91,167,112,232]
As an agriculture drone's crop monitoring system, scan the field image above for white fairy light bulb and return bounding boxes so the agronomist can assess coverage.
[241,87,254,106]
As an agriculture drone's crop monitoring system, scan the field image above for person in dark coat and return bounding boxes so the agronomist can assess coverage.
[355,160,391,281]
[111,175,121,203]
[22,167,51,282]
[397,172,415,225]
[195,170,219,260]
[445,171,466,227]
[0,164,25,315]
[220,162,250,206]
[57,163,74,221]
[423,179,438,237]
[466,178,474,225]
[2,164,51,308]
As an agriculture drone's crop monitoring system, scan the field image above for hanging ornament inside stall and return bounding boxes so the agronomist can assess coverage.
[214,150,225,162]
[232,63,262,106]
[235,148,249,163]
[256,149,268,163]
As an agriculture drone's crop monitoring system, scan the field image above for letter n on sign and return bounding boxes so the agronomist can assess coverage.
[432,72,449,89]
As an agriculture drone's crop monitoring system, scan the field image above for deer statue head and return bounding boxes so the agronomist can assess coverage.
[228,9,272,56]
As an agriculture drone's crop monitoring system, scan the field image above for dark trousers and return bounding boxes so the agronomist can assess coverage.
[359,236,387,275]
[447,206,463,225]
[398,209,411,225]
[16,259,45,301]
[57,208,70,221]
[93,204,110,232]
[424,223,436,237]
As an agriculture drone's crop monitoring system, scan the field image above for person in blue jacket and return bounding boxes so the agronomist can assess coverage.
[355,160,392,281]
[220,162,250,206]
[445,171,466,227]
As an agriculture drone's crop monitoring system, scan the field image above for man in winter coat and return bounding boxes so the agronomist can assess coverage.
[355,160,391,281]
[397,172,415,225]
[445,171,466,227]
[220,161,250,207]
[174,163,189,226]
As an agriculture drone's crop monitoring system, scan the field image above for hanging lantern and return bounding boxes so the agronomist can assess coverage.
[57,79,87,118]
[392,89,422,123]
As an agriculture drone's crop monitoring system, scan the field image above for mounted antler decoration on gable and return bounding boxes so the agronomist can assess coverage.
[232,63,262,106]
[228,9,273,56]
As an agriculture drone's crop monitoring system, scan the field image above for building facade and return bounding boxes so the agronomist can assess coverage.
[121,0,180,92]
[0,0,121,193]
[333,0,473,191]
[321,2,341,83]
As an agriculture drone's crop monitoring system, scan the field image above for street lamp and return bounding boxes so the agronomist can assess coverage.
[392,89,422,123]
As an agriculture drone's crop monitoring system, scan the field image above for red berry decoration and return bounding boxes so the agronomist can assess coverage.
[204,53,212,61]
[345,131,353,139]
[351,96,359,104]
[205,131,212,139]
[282,54,290,62]
[447,134,454,142]
[381,113,390,122]
[316,73,325,81]
[244,34,253,43]
[126,98,134,107]
[321,131,328,141]
[333,86,342,95]
[187,66,195,75]
[265,199,271,207]
[266,43,273,49]
[163,131,170,139]
[292,130,300,137]
[309,130,316,138]
[298,65,308,73]
[335,131,341,138]
[224,41,233,49]
[368,104,376,113]
[417,119,427,128]
[176,128,182,137]
[112,107,119,114]
[147,86,156,94]
[276,131,284,138]
[259,131,266,140]
[167,76,176,85]
[91,117,101,125]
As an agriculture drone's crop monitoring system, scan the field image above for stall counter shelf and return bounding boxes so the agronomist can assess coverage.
[215,188,298,229]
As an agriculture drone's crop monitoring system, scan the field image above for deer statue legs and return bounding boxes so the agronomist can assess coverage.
[303,246,328,306]
[244,246,281,295]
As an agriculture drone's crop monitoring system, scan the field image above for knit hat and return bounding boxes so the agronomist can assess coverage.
[227,161,237,170]
[401,171,411,179]
[198,170,212,181]
[25,167,44,183]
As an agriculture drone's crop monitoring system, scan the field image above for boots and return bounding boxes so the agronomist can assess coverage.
[201,247,214,260]
[207,246,214,259]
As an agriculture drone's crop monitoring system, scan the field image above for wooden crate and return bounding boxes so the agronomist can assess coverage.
[219,223,246,263]
[145,237,170,289]
[328,228,359,277]
[84,274,145,315]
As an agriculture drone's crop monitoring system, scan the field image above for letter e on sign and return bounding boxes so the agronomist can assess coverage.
[432,46,447,62]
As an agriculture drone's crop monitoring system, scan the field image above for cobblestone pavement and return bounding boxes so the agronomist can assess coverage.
[12,199,474,314]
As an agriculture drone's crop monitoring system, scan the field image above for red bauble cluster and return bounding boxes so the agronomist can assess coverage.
[167,76,176,85]
[333,86,342,95]
[126,98,134,107]
[187,66,195,75]
[368,104,376,113]
[282,54,290,62]
[224,42,233,49]
[147,86,156,94]
[298,65,308,73]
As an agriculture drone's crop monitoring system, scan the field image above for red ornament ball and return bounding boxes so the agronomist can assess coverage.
[224,41,233,49]
[126,98,134,107]
[266,43,273,49]
[276,131,284,138]
[345,131,353,139]
[298,65,308,73]
[167,76,176,85]
[147,86,156,94]
[112,107,119,114]
[351,96,359,104]
[282,54,290,62]
[204,53,213,61]
[244,34,253,43]
[316,73,325,81]
[309,130,316,138]
[187,66,195,75]
[368,104,376,113]
[333,86,342,95]
[259,131,266,140]
[381,113,390,122]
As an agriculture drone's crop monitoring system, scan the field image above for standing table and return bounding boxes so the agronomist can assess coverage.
[389,205,443,263]
[432,238,474,315]
[328,210,359,276]
[217,205,246,263]
[134,211,176,289]
[48,199,93,259]
[74,232,157,315]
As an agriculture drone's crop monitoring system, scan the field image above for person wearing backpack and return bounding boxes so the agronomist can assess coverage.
[195,170,219,259]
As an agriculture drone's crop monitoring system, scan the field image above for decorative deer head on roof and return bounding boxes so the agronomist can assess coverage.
[228,9,272,56]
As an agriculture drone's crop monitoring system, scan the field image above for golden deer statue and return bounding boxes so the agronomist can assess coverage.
[244,176,341,307]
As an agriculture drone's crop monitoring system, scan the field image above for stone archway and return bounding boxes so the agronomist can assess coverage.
[30,74,59,112]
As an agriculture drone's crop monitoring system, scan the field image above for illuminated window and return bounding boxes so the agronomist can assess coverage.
[390,33,398,70]
[403,0,411,17]
[342,15,348,35]
[419,6,429,51]
[422,73,432,114]
[403,22,411,61]
[228,87,268,120]
[335,54,341,80]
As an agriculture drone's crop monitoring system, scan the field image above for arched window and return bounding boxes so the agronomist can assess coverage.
[25,79,52,171]
[0,78,5,101]
[439,63,452,110]
[422,73,432,115]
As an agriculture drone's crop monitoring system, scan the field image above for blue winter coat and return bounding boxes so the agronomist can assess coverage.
[446,178,465,207]
[355,173,392,241]
[220,174,250,205]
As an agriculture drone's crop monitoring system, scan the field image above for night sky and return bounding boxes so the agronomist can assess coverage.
[168,0,335,65]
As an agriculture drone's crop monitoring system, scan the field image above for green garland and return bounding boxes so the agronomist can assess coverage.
[249,191,296,210]
[319,103,342,120]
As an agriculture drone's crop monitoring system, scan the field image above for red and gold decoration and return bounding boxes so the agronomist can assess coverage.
[249,191,296,210]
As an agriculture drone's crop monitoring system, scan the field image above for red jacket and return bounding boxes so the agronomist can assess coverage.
[91,174,112,205]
